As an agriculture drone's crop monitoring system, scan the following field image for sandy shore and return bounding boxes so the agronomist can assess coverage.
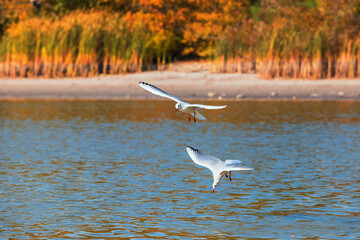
[1,71,360,100]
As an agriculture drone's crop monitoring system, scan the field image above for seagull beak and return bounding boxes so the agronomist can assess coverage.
[175,108,178,112]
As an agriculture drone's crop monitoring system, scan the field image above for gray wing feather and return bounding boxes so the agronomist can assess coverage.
[191,104,228,110]
[138,82,184,103]
[225,160,242,164]
[186,146,221,172]
[224,160,253,171]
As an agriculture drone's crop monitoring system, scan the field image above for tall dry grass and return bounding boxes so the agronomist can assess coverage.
[0,11,172,77]
[211,1,360,79]
[1,0,360,79]
[211,22,360,79]
[211,32,360,80]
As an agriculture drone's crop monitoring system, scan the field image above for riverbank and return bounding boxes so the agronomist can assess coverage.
[1,70,360,100]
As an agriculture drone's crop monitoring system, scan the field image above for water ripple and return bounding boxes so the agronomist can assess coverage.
[0,100,359,239]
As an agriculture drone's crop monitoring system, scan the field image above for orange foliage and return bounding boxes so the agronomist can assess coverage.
[1,0,360,78]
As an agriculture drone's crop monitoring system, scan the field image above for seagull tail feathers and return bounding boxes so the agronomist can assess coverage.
[192,111,206,120]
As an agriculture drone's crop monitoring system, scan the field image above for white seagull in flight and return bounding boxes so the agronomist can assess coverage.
[186,146,254,192]
[138,82,228,122]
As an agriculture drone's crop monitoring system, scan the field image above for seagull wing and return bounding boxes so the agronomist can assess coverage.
[225,160,242,164]
[186,146,222,172]
[191,104,228,110]
[138,82,185,103]
[224,159,254,171]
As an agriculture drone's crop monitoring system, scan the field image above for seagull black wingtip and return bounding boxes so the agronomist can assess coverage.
[186,146,196,151]
[187,146,202,154]
[139,81,155,88]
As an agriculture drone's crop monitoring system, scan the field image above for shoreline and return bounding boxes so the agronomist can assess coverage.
[1,71,360,100]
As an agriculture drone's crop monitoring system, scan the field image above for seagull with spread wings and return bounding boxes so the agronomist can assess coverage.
[186,146,254,192]
[138,82,228,122]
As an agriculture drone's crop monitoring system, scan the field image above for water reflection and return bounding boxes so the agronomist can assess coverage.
[0,100,359,239]
[1,100,360,124]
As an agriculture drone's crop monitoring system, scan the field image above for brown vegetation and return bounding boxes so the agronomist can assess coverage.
[0,0,360,79]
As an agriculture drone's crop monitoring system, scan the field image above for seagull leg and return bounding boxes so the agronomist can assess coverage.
[229,171,232,181]
[225,173,228,178]
[194,112,196,122]
[188,114,191,122]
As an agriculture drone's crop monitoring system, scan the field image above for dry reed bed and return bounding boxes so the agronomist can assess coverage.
[213,25,360,79]
[0,11,171,78]
[1,10,360,79]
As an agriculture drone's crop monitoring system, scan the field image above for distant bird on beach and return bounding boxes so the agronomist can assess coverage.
[186,146,254,192]
[138,82,227,122]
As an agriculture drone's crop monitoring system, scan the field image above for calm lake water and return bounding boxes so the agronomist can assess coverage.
[0,100,359,239]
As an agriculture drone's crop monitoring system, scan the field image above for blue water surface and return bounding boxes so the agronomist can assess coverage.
[0,100,359,239]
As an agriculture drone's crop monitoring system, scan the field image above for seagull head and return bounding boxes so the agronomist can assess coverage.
[175,103,182,111]
[212,183,217,192]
